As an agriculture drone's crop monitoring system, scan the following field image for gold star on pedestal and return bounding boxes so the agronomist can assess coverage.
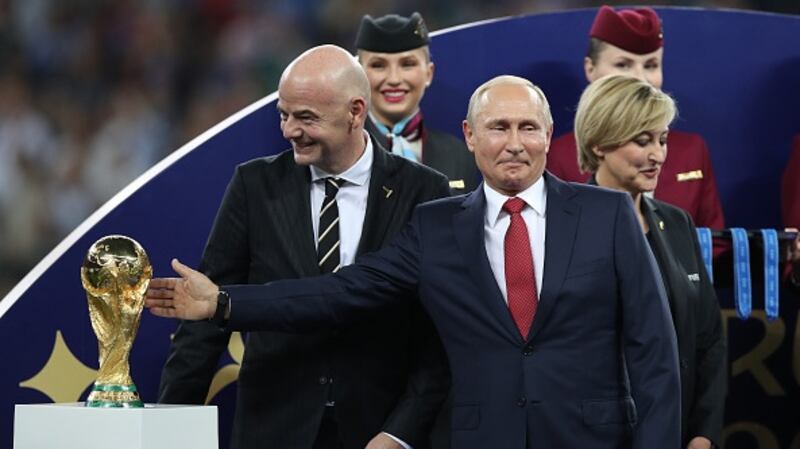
[19,330,97,402]
[206,332,244,403]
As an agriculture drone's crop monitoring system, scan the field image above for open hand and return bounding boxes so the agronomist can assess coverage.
[364,433,404,449]
[145,259,219,320]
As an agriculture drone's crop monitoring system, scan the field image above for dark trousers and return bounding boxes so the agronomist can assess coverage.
[312,407,342,449]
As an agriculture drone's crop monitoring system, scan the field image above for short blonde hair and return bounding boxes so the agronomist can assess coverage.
[574,74,676,173]
[466,75,552,128]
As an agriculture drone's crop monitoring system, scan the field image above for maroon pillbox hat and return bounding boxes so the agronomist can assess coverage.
[590,5,663,55]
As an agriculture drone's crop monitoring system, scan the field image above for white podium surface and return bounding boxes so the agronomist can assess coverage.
[14,403,218,449]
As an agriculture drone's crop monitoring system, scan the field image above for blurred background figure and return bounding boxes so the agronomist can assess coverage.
[0,0,797,299]
[546,5,726,233]
[574,74,726,449]
[355,12,479,192]
[782,135,800,230]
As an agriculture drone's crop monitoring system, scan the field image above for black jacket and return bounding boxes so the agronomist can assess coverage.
[366,118,479,194]
[159,140,451,449]
[641,196,727,447]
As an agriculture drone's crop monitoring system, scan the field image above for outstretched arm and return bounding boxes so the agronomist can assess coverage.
[147,259,219,320]
[147,208,425,333]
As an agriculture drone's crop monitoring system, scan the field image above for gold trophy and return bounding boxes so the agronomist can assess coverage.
[80,235,152,407]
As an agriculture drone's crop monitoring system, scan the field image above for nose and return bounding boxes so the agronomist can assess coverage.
[648,143,666,164]
[505,128,524,154]
[387,64,401,85]
[631,65,646,83]
[281,116,302,140]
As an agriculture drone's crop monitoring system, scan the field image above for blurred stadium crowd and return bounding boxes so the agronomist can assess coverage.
[0,0,796,298]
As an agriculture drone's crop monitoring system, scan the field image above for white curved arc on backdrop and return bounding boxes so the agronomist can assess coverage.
[0,14,510,320]
[0,92,279,319]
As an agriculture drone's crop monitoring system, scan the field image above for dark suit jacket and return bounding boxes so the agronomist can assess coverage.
[641,196,727,447]
[159,141,451,449]
[366,118,480,194]
[223,173,682,449]
[547,131,725,230]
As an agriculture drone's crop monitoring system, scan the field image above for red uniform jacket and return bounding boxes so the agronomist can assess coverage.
[547,130,726,230]
[782,135,800,227]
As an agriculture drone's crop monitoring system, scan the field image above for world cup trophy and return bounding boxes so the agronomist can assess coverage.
[80,235,152,407]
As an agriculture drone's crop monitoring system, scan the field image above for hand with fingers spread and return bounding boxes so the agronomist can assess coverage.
[145,258,220,320]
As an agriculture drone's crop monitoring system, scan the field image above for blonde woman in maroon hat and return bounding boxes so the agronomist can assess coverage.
[547,6,726,236]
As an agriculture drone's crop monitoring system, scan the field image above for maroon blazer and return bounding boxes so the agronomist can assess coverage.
[547,130,726,230]
[782,135,800,227]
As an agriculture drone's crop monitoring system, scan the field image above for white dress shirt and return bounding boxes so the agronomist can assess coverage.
[309,132,373,266]
[483,178,547,302]
[309,134,412,449]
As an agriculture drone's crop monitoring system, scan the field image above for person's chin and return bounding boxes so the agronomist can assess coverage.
[377,107,412,123]
[293,148,318,165]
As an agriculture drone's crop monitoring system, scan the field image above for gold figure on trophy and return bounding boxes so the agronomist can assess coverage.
[81,235,152,407]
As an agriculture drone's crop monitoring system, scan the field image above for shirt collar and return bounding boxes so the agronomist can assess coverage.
[310,131,373,187]
[483,176,547,226]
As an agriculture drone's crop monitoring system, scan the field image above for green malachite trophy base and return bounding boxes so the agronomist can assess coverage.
[85,383,144,408]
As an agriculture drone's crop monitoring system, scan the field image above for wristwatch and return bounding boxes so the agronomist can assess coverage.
[210,290,230,327]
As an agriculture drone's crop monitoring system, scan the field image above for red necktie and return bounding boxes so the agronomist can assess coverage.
[503,197,538,340]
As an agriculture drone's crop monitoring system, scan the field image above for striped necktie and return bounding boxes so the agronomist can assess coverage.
[318,177,343,273]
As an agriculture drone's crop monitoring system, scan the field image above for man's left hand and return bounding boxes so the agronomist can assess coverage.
[365,433,405,449]
[686,436,712,449]
[145,258,219,320]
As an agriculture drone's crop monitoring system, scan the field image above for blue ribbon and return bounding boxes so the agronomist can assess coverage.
[696,227,714,284]
[730,228,752,320]
[370,114,419,162]
[761,229,779,321]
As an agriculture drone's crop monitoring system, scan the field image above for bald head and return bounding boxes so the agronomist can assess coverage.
[280,45,370,105]
[466,75,552,128]
[277,45,372,175]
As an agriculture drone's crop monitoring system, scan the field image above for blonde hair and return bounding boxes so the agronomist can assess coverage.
[466,75,552,128]
[574,74,676,173]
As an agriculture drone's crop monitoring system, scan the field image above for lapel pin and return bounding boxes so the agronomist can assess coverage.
[659,220,665,231]
[382,186,394,198]
[449,179,465,189]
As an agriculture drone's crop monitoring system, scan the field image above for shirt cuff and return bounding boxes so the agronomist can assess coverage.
[383,432,412,449]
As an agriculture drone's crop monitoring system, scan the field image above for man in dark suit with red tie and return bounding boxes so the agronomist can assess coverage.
[547,5,725,232]
[157,45,450,449]
[147,75,681,449]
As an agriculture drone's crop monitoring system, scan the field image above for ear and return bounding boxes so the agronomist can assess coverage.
[350,97,368,130]
[425,61,435,88]
[591,145,605,159]
[584,56,596,83]
[462,120,475,153]
[545,123,554,154]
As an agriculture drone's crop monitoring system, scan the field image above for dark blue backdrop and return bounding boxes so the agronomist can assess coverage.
[2,8,798,449]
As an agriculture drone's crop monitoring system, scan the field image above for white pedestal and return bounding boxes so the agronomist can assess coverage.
[14,403,218,449]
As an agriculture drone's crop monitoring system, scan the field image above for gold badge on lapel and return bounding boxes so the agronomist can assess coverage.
[449,179,465,189]
[382,186,394,198]
[676,170,703,182]
[659,220,665,231]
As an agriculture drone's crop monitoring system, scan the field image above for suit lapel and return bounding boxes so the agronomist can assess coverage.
[528,173,580,342]
[453,187,522,344]
[276,160,320,276]
[357,140,402,255]
[642,198,687,348]
[364,118,391,152]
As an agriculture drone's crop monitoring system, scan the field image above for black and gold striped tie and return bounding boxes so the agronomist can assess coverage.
[318,177,343,273]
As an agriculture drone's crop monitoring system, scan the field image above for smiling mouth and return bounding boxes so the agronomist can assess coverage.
[293,141,315,151]
[381,90,407,103]
[500,160,528,167]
